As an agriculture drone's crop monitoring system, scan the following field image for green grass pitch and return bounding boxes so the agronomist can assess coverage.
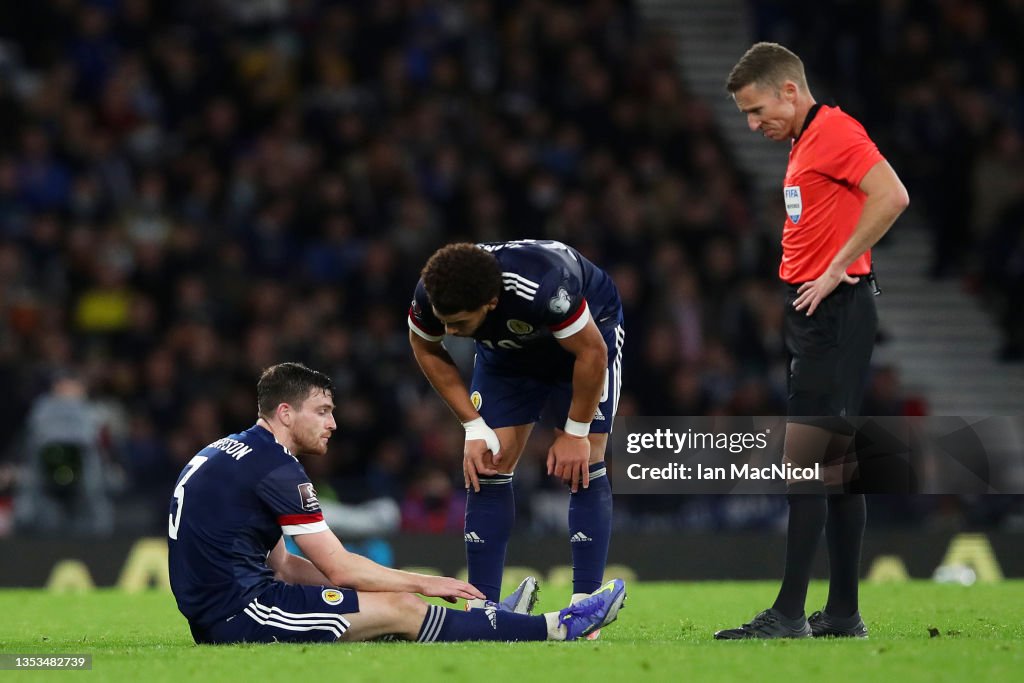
[2,581,1022,682]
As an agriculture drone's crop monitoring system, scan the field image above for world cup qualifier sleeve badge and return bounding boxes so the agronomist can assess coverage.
[784,186,802,223]
[548,287,572,314]
[297,483,320,512]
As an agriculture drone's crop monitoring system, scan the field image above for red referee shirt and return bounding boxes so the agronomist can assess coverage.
[780,105,884,284]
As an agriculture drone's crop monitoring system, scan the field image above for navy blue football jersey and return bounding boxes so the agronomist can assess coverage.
[408,240,622,376]
[167,425,328,628]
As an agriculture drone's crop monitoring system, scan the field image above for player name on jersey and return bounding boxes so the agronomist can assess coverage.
[207,437,253,460]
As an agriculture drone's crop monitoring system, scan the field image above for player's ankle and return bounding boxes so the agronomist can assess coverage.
[544,612,566,641]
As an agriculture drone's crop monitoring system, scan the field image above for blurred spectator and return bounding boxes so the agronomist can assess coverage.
[751,0,1024,319]
[13,371,114,536]
[0,0,1014,535]
[861,365,928,417]
[401,468,465,534]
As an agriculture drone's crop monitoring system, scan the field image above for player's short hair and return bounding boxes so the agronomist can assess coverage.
[726,42,808,94]
[257,362,334,418]
[421,243,501,315]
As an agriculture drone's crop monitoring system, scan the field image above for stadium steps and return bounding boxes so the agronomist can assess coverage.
[639,0,788,218]
[637,0,1024,416]
[873,225,1024,415]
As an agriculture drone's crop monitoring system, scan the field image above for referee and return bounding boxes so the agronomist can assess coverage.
[715,43,909,639]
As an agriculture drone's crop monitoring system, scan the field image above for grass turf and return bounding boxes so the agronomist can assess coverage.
[1,581,1022,682]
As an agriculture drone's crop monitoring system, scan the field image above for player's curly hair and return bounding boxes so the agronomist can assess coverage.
[726,42,808,94]
[421,243,501,315]
[257,362,334,418]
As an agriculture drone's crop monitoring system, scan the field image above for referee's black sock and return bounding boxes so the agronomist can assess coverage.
[772,479,827,620]
[824,493,866,617]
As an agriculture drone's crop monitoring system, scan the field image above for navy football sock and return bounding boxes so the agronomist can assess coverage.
[417,604,548,642]
[569,462,612,595]
[464,473,514,602]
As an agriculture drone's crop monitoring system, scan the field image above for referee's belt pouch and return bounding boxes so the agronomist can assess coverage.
[865,270,882,296]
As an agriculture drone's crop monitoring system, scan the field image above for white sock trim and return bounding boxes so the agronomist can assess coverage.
[570,592,589,606]
[544,612,566,641]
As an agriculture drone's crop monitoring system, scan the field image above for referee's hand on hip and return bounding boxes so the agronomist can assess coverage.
[793,267,860,316]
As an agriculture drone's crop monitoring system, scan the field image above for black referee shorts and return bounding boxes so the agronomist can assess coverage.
[784,279,877,435]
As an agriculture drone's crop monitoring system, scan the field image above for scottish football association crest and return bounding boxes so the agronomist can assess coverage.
[784,186,802,223]
[507,319,534,335]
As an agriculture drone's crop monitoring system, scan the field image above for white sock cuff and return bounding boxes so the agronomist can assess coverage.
[544,612,566,641]
[570,592,590,606]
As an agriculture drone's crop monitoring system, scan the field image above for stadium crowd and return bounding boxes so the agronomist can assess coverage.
[752,0,1024,359]
[0,1,1019,537]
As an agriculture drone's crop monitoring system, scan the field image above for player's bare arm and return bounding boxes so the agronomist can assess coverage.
[267,537,333,586]
[409,331,479,422]
[409,331,500,492]
[549,318,608,492]
[294,528,484,603]
[794,160,910,315]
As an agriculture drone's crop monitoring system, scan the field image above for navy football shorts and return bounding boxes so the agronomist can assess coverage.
[470,322,625,433]
[190,582,360,644]
[784,279,877,435]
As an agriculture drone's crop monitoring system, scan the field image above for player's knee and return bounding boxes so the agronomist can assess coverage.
[392,592,428,635]
[487,448,517,475]
[494,461,516,475]
[366,592,426,628]
[587,434,608,463]
[493,441,525,474]
[383,591,426,618]
[348,592,426,641]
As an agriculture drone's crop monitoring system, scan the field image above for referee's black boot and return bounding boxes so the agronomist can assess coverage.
[808,609,868,638]
[714,608,812,640]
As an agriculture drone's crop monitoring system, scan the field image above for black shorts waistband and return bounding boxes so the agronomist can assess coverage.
[784,277,870,294]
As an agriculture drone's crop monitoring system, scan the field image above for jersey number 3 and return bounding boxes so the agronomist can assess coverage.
[168,455,209,540]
